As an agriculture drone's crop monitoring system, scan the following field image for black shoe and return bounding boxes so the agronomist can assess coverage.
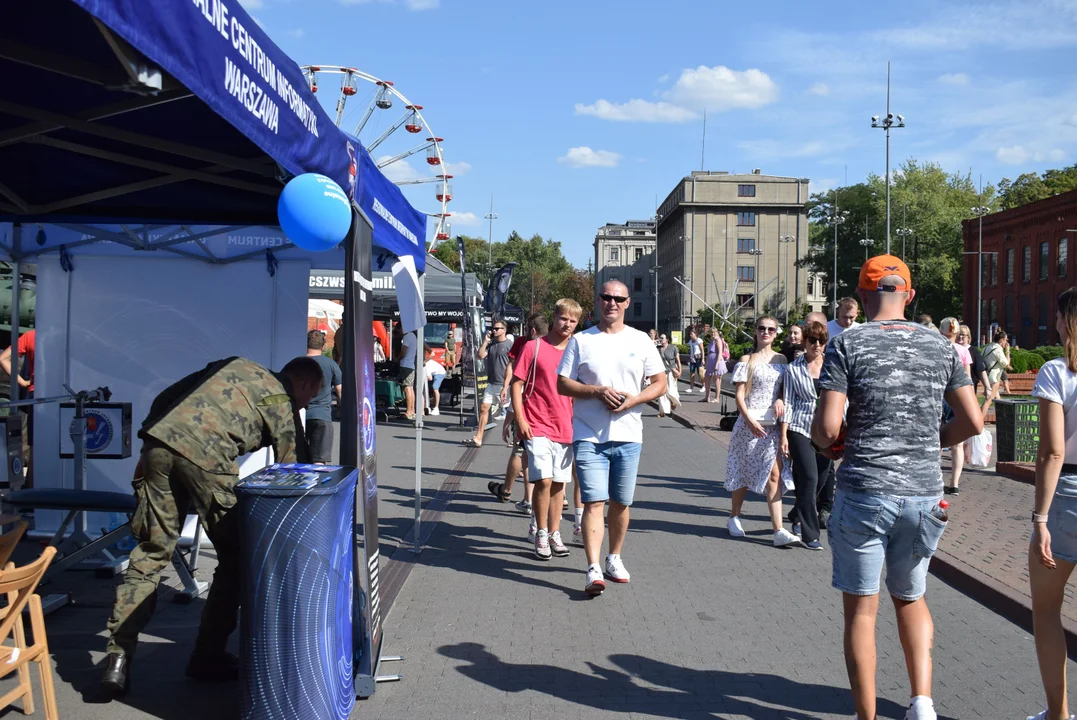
[818,510,830,530]
[185,651,240,682]
[100,652,131,697]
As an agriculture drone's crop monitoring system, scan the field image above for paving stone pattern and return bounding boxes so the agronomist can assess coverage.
[360,406,1070,720]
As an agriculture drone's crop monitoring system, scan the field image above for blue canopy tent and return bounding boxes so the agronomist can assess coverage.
[0,0,425,700]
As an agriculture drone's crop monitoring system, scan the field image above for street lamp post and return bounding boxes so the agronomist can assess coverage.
[649,264,661,332]
[827,195,849,316]
[484,195,498,284]
[748,248,763,315]
[871,61,905,254]
[651,213,662,331]
[860,237,875,262]
[678,234,690,329]
[971,200,990,344]
[779,234,796,319]
[895,227,913,261]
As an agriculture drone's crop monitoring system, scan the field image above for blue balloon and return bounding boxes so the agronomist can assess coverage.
[277,173,353,252]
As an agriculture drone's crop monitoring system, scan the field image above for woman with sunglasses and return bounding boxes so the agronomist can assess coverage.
[702,330,729,403]
[779,320,831,550]
[724,316,799,547]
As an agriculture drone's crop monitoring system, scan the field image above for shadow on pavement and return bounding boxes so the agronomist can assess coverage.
[437,642,938,719]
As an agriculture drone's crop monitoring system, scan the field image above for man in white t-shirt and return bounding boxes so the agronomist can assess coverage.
[558,279,666,596]
[399,329,418,420]
[827,297,861,339]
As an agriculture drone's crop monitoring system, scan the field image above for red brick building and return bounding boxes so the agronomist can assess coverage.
[963,189,1077,348]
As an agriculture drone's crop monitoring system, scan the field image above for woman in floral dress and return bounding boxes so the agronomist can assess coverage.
[702,330,729,403]
[724,316,799,547]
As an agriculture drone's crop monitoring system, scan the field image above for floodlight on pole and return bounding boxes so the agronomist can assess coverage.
[827,203,849,316]
[860,237,875,262]
[778,234,796,319]
[971,198,990,344]
[895,228,913,261]
[871,61,904,255]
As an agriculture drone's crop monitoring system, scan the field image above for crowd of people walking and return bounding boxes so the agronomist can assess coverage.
[456,250,1077,720]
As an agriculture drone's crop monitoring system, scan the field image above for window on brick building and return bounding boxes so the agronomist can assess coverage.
[1060,238,1069,279]
[989,253,998,286]
[737,266,755,282]
[1041,241,1050,280]
[1023,246,1032,283]
[1005,296,1015,335]
[737,237,755,253]
[1006,248,1015,284]
[737,212,756,226]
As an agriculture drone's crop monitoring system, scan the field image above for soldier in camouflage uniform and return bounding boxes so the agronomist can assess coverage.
[100,356,323,697]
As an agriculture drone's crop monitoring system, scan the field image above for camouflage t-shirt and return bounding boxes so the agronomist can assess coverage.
[140,357,309,475]
[818,320,971,497]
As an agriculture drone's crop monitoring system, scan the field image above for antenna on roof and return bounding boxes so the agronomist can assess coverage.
[700,108,707,171]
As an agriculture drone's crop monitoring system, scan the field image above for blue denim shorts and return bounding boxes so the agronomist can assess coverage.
[829,489,947,601]
[573,441,642,506]
[1044,488,1077,565]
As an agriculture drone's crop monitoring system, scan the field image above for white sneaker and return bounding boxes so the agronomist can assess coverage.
[1024,712,1073,720]
[572,523,583,546]
[534,530,552,561]
[585,565,605,596]
[683,388,693,394]
[604,554,630,583]
[526,519,537,544]
[727,516,745,538]
[773,528,802,547]
[904,696,936,720]
[549,531,569,557]
[430,407,440,416]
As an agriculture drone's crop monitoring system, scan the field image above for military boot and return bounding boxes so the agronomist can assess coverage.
[99,652,131,697]
[185,650,239,682]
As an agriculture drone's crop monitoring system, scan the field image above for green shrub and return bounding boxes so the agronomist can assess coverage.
[1033,345,1064,362]
[676,343,690,355]
[1010,348,1045,373]
[728,341,754,360]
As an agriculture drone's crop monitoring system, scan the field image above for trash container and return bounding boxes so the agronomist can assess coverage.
[236,464,358,720]
[994,398,1039,463]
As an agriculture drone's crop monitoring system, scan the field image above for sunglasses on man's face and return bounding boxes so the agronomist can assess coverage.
[757,326,777,334]
[599,293,629,304]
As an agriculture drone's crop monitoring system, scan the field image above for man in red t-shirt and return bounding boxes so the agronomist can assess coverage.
[0,329,35,488]
[510,300,582,560]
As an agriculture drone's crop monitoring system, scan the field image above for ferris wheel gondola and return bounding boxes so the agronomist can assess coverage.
[300,65,452,247]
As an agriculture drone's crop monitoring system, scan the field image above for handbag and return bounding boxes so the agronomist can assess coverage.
[746,406,777,426]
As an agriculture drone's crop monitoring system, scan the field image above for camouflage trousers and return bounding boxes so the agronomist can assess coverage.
[105,441,240,658]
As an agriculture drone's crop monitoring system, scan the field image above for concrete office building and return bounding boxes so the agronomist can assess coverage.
[655,170,812,332]
[593,219,656,330]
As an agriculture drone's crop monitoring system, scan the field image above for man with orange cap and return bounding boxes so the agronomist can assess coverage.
[811,256,983,720]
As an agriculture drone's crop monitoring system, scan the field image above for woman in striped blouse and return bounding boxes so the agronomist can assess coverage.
[779,320,832,551]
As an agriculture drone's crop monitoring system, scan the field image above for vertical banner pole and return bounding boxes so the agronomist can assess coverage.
[341,209,383,698]
[412,274,425,554]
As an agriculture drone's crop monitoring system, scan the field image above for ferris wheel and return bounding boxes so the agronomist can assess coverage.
[300,65,453,246]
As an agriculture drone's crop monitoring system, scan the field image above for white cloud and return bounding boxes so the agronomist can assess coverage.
[444,161,472,177]
[574,99,697,123]
[808,82,830,96]
[811,178,839,196]
[576,65,777,123]
[657,74,670,83]
[996,146,1031,164]
[1049,149,1067,162]
[663,66,778,111]
[445,211,481,227]
[938,73,970,86]
[376,156,423,183]
[557,147,622,168]
[238,0,263,8]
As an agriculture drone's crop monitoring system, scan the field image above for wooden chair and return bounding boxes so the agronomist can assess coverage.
[0,520,28,569]
[0,547,58,718]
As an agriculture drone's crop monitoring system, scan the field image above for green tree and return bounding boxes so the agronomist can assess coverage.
[998,164,1077,210]
[805,159,997,323]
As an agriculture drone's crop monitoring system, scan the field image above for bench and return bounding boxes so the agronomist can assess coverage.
[6,489,208,607]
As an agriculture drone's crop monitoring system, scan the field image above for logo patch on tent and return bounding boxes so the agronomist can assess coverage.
[85,411,114,454]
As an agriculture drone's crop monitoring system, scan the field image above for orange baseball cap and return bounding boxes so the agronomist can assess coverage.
[859,254,912,293]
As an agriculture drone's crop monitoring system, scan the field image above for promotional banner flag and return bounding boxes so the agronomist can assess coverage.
[483,262,516,317]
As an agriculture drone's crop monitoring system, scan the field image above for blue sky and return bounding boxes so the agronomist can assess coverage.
[244,0,1077,268]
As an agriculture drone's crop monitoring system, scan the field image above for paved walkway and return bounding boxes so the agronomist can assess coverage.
[3,401,1071,719]
[359,406,1068,719]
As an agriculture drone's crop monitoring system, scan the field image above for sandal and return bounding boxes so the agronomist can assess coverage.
[488,482,511,502]
[463,437,482,448]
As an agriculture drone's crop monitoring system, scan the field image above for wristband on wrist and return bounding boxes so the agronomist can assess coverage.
[1033,512,1050,524]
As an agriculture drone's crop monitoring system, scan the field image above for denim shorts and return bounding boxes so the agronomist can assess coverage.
[573,441,642,506]
[1043,482,1077,564]
[430,373,445,390]
[829,489,947,601]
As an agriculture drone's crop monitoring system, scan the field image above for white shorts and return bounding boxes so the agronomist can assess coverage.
[524,437,573,484]
[482,388,500,407]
